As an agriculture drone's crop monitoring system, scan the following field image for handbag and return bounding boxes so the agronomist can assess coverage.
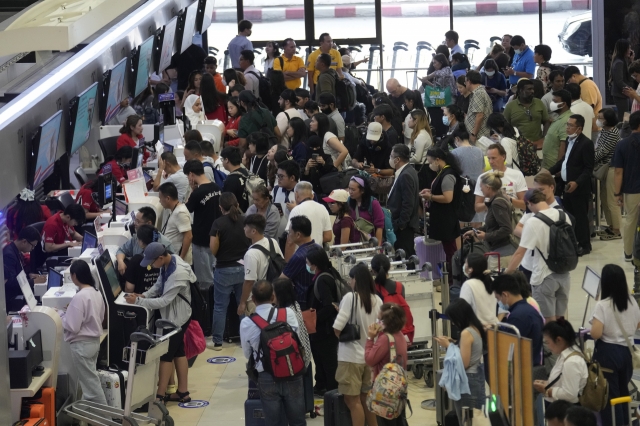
[423,84,452,108]
[593,164,609,181]
[611,299,640,368]
[354,205,375,241]
[301,308,317,334]
[339,293,361,342]
[183,320,206,359]
[368,174,394,195]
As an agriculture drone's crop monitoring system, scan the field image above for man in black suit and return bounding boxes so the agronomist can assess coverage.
[387,144,420,262]
[549,114,595,254]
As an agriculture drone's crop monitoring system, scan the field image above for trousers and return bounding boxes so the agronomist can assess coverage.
[563,190,592,251]
[70,338,108,405]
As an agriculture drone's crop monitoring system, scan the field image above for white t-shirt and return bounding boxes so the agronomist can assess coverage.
[286,200,332,246]
[163,171,190,203]
[518,200,559,271]
[519,207,572,285]
[333,292,382,363]
[570,99,595,140]
[276,108,303,146]
[272,185,295,238]
[244,237,284,282]
[161,203,192,263]
[590,297,640,346]
[409,129,432,165]
[474,167,528,200]
[459,278,498,325]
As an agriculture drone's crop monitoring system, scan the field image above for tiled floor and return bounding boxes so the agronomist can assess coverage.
[165,235,636,425]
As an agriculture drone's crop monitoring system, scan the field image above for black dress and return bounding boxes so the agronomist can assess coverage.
[428,167,460,243]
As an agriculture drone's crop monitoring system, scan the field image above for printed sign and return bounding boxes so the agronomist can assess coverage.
[207,356,236,364]
[158,93,175,102]
[17,271,37,310]
[127,167,144,182]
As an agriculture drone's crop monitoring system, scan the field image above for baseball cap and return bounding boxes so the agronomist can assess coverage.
[366,122,383,141]
[323,189,349,204]
[140,242,167,267]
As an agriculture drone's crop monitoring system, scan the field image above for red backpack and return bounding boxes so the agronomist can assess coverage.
[250,307,306,381]
[377,282,415,344]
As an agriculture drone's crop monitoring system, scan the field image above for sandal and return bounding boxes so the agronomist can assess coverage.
[155,394,167,404]
[165,391,191,403]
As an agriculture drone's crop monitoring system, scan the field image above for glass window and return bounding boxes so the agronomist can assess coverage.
[315,0,376,41]
[603,0,638,106]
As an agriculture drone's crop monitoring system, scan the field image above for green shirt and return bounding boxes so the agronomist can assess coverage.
[503,98,549,142]
[238,108,277,139]
[541,109,572,170]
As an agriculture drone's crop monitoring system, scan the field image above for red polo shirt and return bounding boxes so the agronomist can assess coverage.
[42,213,75,244]
[117,133,149,162]
[100,160,127,184]
[75,186,100,213]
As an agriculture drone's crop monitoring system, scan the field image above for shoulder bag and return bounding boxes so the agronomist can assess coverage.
[339,293,361,342]
[611,299,640,368]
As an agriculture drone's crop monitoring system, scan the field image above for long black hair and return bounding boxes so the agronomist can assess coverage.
[349,263,376,314]
[347,176,374,212]
[371,254,390,287]
[404,89,425,112]
[543,318,577,348]
[486,113,517,139]
[445,298,486,348]
[600,264,630,312]
[273,277,297,309]
[69,260,96,288]
[466,253,492,295]
[306,246,342,283]
[201,73,226,114]
[426,146,463,176]
[288,117,307,150]
[312,113,331,139]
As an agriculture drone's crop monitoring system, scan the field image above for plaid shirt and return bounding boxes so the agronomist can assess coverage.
[465,85,493,139]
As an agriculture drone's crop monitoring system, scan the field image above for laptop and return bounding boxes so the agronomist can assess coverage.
[163,142,174,153]
[47,268,63,290]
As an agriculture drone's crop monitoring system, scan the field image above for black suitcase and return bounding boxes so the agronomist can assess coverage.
[323,389,352,426]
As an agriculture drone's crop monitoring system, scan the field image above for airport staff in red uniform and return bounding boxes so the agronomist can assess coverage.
[42,204,85,253]
[117,114,149,162]
[75,181,111,220]
[99,146,133,184]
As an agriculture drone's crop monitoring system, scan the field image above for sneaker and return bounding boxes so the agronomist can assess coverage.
[206,341,223,351]
[600,233,622,241]
[596,228,614,237]
[626,253,633,262]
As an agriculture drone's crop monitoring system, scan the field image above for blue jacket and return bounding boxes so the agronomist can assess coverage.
[438,344,470,401]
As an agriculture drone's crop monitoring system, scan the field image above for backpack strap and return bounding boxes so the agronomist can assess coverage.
[275,307,287,322]
[386,333,397,363]
[284,111,290,123]
[278,56,284,70]
[544,350,585,390]
[250,312,270,329]
[203,161,214,170]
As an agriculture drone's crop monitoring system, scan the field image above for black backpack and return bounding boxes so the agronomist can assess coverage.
[178,281,210,335]
[335,79,356,112]
[454,176,476,222]
[246,71,273,111]
[533,211,579,274]
[344,125,361,158]
[251,238,286,281]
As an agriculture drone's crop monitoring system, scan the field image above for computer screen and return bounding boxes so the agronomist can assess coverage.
[96,250,122,299]
[68,82,98,155]
[47,268,63,290]
[104,182,113,204]
[143,171,153,183]
[25,329,43,368]
[115,199,127,216]
[163,142,174,153]
[103,57,128,124]
[198,0,214,34]
[94,216,102,234]
[130,147,141,169]
[159,17,178,72]
[582,266,600,299]
[82,232,98,253]
[179,2,199,54]
[134,36,155,98]
[31,110,63,188]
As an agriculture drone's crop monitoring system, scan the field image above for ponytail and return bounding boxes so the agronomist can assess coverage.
[220,192,241,222]
[466,253,492,295]
[371,254,390,287]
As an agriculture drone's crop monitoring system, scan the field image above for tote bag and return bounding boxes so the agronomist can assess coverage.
[424,85,452,108]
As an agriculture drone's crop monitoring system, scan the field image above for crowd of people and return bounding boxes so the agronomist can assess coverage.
[4,21,640,426]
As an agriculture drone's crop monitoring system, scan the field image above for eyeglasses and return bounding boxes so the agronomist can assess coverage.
[28,241,37,250]
[565,123,578,128]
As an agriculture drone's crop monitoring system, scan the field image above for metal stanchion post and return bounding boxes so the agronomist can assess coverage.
[440,262,451,337]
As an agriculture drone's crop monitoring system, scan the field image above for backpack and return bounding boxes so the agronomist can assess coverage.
[552,351,608,411]
[366,333,411,419]
[512,133,541,176]
[376,282,415,344]
[203,161,227,188]
[246,71,273,112]
[250,238,286,281]
[381,207,397,246]
[231,167,265,208]
[335,78,356,113]
[344,125,361,158]
[177,281,210,335]
[533,210,579,274]
[314,271,352,303]
[250,307,306,381]
[454,176,476,222]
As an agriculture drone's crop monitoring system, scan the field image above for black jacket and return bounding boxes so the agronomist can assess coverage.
[2,242,30,312]
[354,134,392,170]
[387,164,420,231]
[549,133,595,195]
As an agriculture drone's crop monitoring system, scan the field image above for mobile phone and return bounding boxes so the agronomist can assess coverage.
[472,228,479,234]
[312,153,318,161]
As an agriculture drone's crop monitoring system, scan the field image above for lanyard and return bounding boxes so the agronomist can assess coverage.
[431,165,451,189]
[161,203,179,234]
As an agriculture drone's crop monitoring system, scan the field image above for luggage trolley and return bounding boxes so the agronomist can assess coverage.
[64,319,180,426]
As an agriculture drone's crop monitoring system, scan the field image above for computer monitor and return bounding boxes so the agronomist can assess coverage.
[130,147,142,169]
[582,266,600,299]
[82,232,98,253]
[143,171,153,184]
[154,123,164,144]
[115,199,128,216]
[130,36,155,98]
[101,57,128,125]
[155,16,178,73]
[176,2,199,54]
[24,329,43,369]
[163,142,174,153]
[67,82,99,155]
[196,0,214,34]
[28,110,63,188]
[95,250,122,299]
[47,268,63,290]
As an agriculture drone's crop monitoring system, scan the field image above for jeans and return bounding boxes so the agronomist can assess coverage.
[594,340,633,426]
[212,265,244,345]
[192,244,215,289]
[257,371,306,426]
[453,367,486,425]
[70,338,108,405]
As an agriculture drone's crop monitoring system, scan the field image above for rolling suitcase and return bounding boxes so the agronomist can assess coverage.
[610,396,640,426]
[244,398,266,426]
[414,236,446,281]
[12,419,48,426]
[29,387,55,426]
[248,379,259,400]
[98,367,128,409]
[323,389,352,426]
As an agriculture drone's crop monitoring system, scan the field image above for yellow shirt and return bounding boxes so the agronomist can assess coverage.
[306,48,343,84]
[273,55,306,89]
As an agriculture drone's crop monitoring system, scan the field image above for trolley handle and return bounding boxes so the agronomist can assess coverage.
[129,332,156,345]
[155,319,178,332]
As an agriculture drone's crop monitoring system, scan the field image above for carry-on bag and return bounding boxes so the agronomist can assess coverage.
[324,389,353,426]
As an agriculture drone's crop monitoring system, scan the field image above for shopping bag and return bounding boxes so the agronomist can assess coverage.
[423,86,452,108]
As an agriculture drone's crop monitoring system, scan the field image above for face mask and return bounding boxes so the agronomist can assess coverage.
[463,268,470,278]
[498,300,510,311]
[442,116,450,126]
[389,158,397,170]
[596,119,604,128]
[485,71,495,77]
[514,49,521,55]
[321,107,332,115]
[549,101,563,112]
[306,264,314,274]
[567,132,578,140]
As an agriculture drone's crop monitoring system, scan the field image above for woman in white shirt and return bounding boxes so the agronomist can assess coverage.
[459,253,498,326]
[311,113,350,170]
[402,89,428,144]
[533,319,587,404]
[407,109,432,165]
[590,264,640,426]
[486,113,519,169]
[333,263,382,426]
[262,41,280,75]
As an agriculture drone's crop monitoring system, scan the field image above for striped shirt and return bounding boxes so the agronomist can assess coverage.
[594,127,621,169]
